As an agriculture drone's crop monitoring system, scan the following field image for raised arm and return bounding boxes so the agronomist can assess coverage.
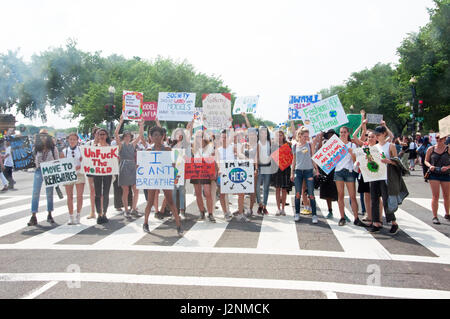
[241,112,251,129]
[353,119,368,147]
[114,115,124,148]
[155,117,162,128]
[132,119,144,148]
[381,120,394,142]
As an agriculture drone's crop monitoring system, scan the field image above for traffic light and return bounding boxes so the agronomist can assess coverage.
[418,100,424,113]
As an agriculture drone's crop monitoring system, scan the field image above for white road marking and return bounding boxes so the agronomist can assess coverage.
[1,273,449,299]
[316,198,392,260]
[0,196,66,218]
[20,281,59,299]
[324,291,338,299]
[407,198,447,219]
[0,196,30,206]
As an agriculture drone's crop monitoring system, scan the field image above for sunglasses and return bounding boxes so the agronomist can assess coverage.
[99,133,107,136]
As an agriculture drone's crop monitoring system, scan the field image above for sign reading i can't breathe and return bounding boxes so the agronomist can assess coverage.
[136,151,175,190]
[81,146,119,175]
[220,160,254,194]
[40,158,77,187]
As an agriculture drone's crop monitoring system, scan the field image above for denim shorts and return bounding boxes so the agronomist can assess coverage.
[334,169,357,183]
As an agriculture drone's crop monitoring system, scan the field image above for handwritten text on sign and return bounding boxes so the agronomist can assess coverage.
[184,157,216,180]
[202,93,232,130]
[233,96,259,114]
[81,146,119,175]
[288,94,321,120]
[271,143,293,172]
[157,92,196,122]
[312,135,349,175]
[122,91,143,120]
[41,158,77,187]
[136,151,174,190]
[299,95,348,136]
[10,136,35,170]
[220,160,254,194]
[142,102,158,121]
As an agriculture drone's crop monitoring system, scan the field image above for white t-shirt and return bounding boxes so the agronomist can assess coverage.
[409,142,417,150]
[218,144,235,162]
[4,146,13,167]
[63,146,82,169]
[335,142,357,172]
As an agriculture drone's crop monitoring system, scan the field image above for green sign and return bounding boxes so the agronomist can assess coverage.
[336,114,362,138]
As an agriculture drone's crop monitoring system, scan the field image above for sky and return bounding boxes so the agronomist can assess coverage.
[0,0,435,129]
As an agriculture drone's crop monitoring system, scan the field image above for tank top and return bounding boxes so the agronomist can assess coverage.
[258,141,271,165]
[430,146,450,174]
[378,142,391,160]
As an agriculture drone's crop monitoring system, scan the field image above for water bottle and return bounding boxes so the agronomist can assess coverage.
[55,186,64,199]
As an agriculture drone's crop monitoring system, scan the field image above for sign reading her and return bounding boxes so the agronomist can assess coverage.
[81,146,119,175]
[41,158,77,187]
[312,135,349,175]
[220,160,254,194]
[136,151,174,190]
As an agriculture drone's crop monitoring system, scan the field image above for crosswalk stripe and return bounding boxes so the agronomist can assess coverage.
[407,198,447,218]
[93,196,178,248]
[0,196,30,206]
[0,195,113,239]
[0,196,66,218]
[257,195,300,251]
[393,208,450,259]
[315,198,392,260]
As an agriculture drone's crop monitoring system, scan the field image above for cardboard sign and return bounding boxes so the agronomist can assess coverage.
[41,158,77,188]
[202,93,232,130]
[81,146,119,175]
[233,96,259,114]
[335,114,362,137]
[136,151,174,190]
[142,102,158,121]
[157,92,196,122]
[354,146,387,182]
[367,113,383,125]
[271,143,293,172]
[122,91,143,120]
[10,136,35,170]
[312,135,349,175]
[220,160,254,194]
[439,115,450,138]
[288,94,321,120]
[299,95,348,136]
[172,149,185,186]
[184,157,216,179]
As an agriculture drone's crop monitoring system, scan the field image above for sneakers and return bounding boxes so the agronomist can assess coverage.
[0,186,8,192]
[27,215,38,226]
[180,210,186,219]
[143,223,150,233]
[68,215,76,225]
[76,213,81,224]
[177,226,184,236]
[257,206,263,215]
[199,211,206,220]
[338,218,346,226]
[47,214,55,224]
[280,210,286,216]
[124,211,132,219]
[275,210,281,216]
[354,218,367,227]
[131,209,142,217]
[312,215,318,224]
[224,212,232,222]
[389,224,399,235]
[369,224,382,233]
[155,212,164,220]
[362,214,371,222]
[208,214,216,223]
[236,213,249,222]
[326,211,333,219]
[445,215,450,220]
[97,215,108,224]
[263,207,269,215]
[246,209,253,218]
[294,213,300,222]
[344,215,351,223]
[432,217,440,225]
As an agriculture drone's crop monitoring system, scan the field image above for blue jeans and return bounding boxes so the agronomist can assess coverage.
[256,169,271,206]
[31,168,54,213]
[172,185,186,210]
[294,169,316,216]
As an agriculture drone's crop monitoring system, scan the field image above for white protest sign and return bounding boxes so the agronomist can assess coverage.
[136,151,175,190]
[157,92,196,122]
[366,113,383,125]
[122,91,143,120]
[288,94,321,120]
[312,135,349,175]
[233,96,259,114]
[202,93,232,130]
[354,146,387,182]
[81,146,119,175]
[220,160,254,194]
[299,95,348,136]
[41,158,77,188]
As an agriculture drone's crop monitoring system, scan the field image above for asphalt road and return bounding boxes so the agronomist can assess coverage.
[0,167,449,301]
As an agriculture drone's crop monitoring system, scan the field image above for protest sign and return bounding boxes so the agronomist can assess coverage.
[41,158,77,188]
[335,114,362,137]
[136,151,174,190]
[439,115,450,138]
[220,160,254,194]
[122,91,143,120]
[429,133,437,145]
[185,157,216,179]
[367,113,383,125]
[312,135,349,175]
[157,92,196,122]
[81,146,119,175]
[202,93,232,130]
[299,95,348,136]
[288,94,321,120]
[232,96,259,114]
[354,146,387,182]
[271,143,293,171]
[172,149,185,186]
[10,136,35,170]
[142,102,158,121]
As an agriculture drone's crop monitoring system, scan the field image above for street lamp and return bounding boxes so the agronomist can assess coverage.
[350,105,354,113]
[409,77,417,136]
[107,86,116,136]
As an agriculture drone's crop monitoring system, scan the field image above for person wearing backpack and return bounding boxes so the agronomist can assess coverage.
[417,136,432,178]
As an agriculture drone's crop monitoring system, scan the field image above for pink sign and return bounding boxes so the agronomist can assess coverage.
[142,102,158,121]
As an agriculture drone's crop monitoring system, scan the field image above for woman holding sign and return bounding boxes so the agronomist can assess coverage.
[115,115,144,219]
[61,133,85,225]
[27,130,59,226]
